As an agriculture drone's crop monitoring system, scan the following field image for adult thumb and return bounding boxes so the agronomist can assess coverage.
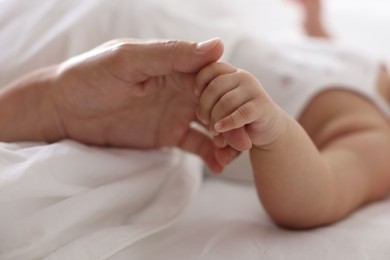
[116,38,224,77]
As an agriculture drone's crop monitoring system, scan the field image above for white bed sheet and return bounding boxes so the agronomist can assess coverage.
[1,0,390,259]
[115,176,390,260]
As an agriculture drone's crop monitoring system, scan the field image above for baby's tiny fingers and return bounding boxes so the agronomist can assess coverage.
[215,101,258,133]
[198,73,239,125]
[195,62,236,97]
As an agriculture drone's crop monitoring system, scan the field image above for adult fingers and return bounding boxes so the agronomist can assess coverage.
[178,126,224,173]
[222,128,252,152]
[108,38,224,81]
[214,145,240,167]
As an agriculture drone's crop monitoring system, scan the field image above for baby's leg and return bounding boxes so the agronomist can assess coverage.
[298,0,330,38]
[292,89,390,227]
[377,65,390,103]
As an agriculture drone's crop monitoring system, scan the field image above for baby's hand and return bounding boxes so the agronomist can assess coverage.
[195,62,283,153]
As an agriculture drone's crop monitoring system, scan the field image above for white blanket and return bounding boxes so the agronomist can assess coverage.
[0,141,203,259]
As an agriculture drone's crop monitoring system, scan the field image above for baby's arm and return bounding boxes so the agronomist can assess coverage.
[196,62,390,229]
[196,62,337,228]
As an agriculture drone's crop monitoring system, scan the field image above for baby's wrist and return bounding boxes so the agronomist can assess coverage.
[251,109,291,152]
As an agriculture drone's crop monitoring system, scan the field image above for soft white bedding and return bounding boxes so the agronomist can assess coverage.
[1,0,390,259]
[0,141,203,260]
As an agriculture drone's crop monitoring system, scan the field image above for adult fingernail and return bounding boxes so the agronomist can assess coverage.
[196,38,220,53]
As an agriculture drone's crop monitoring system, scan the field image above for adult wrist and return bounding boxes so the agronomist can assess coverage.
[0,66,66,142]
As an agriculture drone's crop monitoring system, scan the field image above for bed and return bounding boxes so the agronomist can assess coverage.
[1,0,390,259]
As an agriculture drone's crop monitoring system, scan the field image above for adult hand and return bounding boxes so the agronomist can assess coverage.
[51,38,227,171]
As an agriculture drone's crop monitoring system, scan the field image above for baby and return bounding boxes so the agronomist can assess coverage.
[195,61,390,229]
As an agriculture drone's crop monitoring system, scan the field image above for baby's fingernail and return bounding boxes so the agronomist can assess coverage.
[215,121,223,131]
[196,38,220,53]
